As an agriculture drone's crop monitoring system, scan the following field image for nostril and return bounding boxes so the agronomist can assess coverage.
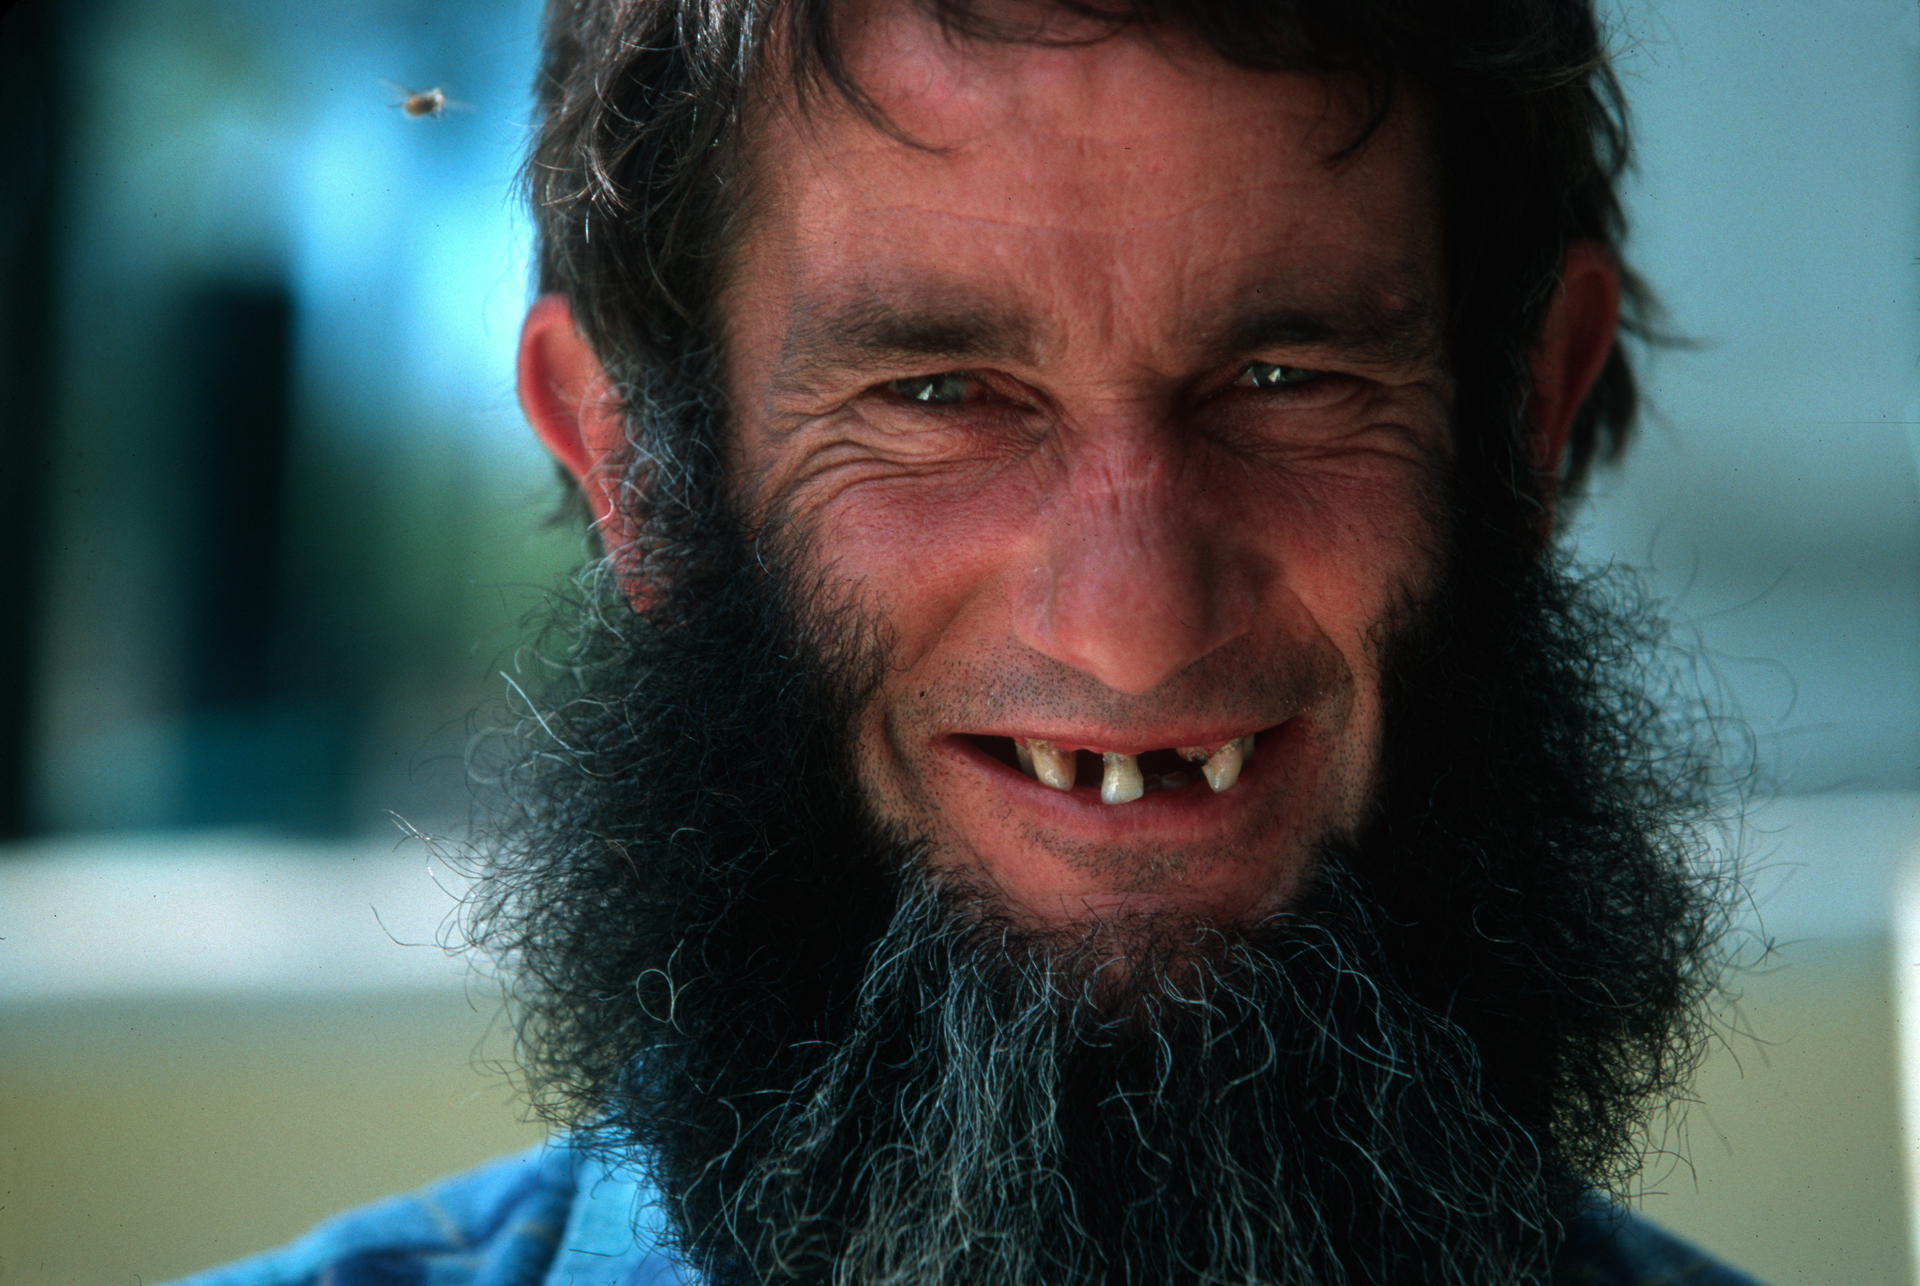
[1011,559,1249,697]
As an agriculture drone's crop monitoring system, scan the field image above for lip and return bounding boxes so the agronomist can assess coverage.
[971,725,1268,757]
[936,719,1303,838]
[904,712,1331,923]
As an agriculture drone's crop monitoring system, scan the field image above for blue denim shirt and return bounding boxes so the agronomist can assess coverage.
[166,1140,1767,1286]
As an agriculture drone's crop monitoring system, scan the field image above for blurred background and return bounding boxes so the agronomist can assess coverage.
[0,0,1915,1281]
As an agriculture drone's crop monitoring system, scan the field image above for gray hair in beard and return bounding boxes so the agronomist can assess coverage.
[717,863,1563,1286]
[469,425,1729,1286]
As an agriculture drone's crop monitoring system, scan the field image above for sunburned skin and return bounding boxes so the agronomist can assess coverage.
[486,10,1686,1282]
[717,13,1451,929]
[518,4,1619,938]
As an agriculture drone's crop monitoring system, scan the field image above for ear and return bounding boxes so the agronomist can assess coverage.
[1525,241,1621,524]
[517,294,635,557]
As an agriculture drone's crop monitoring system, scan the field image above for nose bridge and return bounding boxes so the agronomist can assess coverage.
[1016,421,1249,695]
[1074,436,1188,576]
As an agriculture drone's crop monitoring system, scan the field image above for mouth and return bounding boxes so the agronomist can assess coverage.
[965,733,1263,804]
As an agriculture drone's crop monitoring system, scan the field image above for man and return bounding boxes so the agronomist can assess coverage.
[175,0,1759,1283]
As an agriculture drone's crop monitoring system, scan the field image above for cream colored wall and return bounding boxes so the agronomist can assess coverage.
[1638,934,1910,1284]
[0,992,547,1283]
[7,797,1918,1284]
[0,934,1908,1285]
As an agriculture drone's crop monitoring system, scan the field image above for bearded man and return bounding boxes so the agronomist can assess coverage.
[172,0,1762,1284]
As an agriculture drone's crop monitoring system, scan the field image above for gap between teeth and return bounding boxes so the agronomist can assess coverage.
[1016,736,1254,804]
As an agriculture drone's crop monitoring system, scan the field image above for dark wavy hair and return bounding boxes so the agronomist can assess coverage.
[523,0,1656,531]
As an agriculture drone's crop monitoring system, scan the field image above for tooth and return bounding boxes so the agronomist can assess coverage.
[1101,752,1144,804]
[1201,738,1248,792]
[1014,738,1035,777]
[1026,739,1076,791]
[1177,745,1210,763]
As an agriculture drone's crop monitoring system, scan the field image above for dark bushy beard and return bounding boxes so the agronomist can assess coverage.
[467,473,1728,1286]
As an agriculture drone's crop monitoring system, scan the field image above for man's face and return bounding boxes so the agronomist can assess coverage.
[498,21,1714,1281]
[723,10,1453,931]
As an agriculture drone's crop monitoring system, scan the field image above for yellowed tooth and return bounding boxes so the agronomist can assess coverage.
[1101,751,1144,804]
[1014,739,1036,777]
[1201,738,1247,792]
[1026,739,1076,791]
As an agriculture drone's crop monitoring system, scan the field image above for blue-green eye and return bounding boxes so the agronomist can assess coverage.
[886,372,973,405]
[1232,363,1318,390]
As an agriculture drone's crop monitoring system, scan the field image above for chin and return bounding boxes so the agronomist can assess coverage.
[925,839,1323,938]
[904,822,1346,1001]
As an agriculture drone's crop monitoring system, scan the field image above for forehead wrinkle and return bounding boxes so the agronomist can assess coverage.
[832,147,1344,240]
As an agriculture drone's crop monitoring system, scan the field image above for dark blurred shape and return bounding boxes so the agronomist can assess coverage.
[173,282,358,833]
[180,284,296,712]
[5,0,574,841]
[0,0,69,840]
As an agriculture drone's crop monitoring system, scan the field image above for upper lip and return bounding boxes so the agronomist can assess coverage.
[960,724,1275,755]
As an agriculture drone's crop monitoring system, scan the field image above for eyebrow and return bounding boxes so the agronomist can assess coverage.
[1201,276,1445,370]
[771,269,1443,393]
[776,288,1038,392]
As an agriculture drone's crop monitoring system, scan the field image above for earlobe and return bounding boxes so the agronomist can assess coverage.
[517,293,633,551]
[1525,241,1621,524]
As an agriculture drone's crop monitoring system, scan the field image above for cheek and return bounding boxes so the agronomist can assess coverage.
[1256,454,1447,620]
[1238,463,1443,783]
[802,439,1445,672]
[799,467,1037,663]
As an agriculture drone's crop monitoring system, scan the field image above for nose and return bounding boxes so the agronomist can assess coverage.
[1012,427,1255,695]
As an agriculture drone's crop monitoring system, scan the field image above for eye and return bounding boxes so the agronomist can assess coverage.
[885,372,975,405]
[1232,362,1321,390]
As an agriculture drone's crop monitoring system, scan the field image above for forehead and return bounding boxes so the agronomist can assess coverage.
[728,8,1443,374]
